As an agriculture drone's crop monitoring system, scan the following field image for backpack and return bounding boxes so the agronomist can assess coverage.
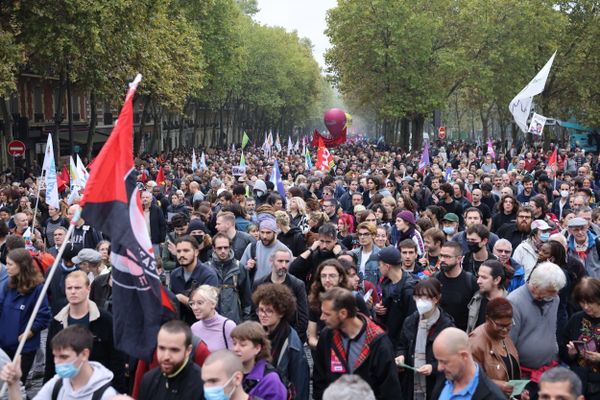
[51,379,112,400]
[243,362,296,400]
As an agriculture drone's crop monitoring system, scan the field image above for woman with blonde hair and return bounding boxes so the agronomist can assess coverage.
[190,285,236,351]
[288,196,309,233]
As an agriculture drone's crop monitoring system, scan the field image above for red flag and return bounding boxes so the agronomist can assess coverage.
[139,170,148,183]
[57,166,69,193]
[546,148,558,178]
[317,138,335,171]
[156,166,165,185]
[80,75,176,361]
[312,128,346,147]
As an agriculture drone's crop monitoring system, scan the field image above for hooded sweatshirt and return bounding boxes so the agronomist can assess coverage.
[35,361,117,400]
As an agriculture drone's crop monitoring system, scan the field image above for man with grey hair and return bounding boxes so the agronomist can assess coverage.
[566,217,600,278]
[492,239,525,291]
[539,367,584,400]
[508,262,567,398]
[323,375,375,400]
[431,327,504,399]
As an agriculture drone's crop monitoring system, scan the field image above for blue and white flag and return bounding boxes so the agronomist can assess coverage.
[200,152,207,169]
[270,159,286,203]
[304,145,313,170]
[42,134,59,209]
[191,149,198,171]
[275,133,282,152]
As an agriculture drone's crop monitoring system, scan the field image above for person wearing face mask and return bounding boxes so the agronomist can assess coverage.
[187,218,212,262]
[552,182,572,220]
[440,213,459,241]
[513,219,552,279]
[202,349,260,400]
[395,278,455,400]
[507,261,567,399]
[0,325,117,400]
[462,224,496,276]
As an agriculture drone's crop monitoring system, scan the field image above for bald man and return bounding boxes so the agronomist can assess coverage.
[201,350,251,400]
[431,327,505,400]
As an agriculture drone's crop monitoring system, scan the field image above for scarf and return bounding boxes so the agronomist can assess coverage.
[398,226,415,242]
[268,320,291,367]
[414,307,441,400]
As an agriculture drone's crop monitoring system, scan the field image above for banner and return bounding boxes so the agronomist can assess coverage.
[527,113,547,136]
[509,51,556,133]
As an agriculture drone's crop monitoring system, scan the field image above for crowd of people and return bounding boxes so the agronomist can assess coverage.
[0,139,599,400]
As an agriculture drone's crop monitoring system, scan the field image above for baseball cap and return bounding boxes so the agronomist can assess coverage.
[72,248,102,264]
[372,246,401,265]
[442,213,459,223]
[531,219,551,231]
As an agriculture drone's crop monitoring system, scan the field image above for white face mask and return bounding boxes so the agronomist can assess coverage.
[560,190,569,198]
[415,298,434,315]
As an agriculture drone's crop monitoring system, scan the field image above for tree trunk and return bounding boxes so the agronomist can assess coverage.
[134,97,151,154]
[400,117,410,152]
[66,76,74,154]
[54,72,65,160]
[411,114,424,150]
[0,98,14,170]
[85,90,97,160]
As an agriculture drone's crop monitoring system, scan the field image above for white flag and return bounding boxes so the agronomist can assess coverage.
[76,154,89,188]
[191,149,198,171]
[43,134,60,209]
[509,51,556,133]
[287,137,293,155]
[200,152,207,169]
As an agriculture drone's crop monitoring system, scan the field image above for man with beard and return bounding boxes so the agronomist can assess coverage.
[253,248,308,343]
[436,183,465,228]
[240,214,290,283]
[290,223,342,290]
[497,206,533,251]
[436,242,478,331]
[517,174,537,205]
[139,320,204,400]
[466,260,507,333]
[169,236,219,325]
[205,233,252,323]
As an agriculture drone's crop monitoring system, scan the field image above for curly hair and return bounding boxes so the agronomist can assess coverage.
[7,248,43,294]
[308,259,351,313]
[252,283,296,320]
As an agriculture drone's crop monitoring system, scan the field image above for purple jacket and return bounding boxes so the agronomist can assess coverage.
[244,359,287,400]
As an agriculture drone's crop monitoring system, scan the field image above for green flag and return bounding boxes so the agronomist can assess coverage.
[242,132,249,149]
[240,151,246,166]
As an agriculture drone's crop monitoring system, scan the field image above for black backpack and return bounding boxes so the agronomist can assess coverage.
[51,379,112,400]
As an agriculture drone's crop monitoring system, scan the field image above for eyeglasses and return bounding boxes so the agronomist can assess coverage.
[215,246,230,250]
[495,249,511,254]
[490,319,512,331]
[257,307,274,316]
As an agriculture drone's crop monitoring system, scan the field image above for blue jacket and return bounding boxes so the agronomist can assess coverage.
[352,245,381,287]
[507,258,526,292]
[0,282,51,353]
[276,327,310,400]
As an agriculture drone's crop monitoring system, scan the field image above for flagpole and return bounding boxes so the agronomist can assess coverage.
[31,169,46,228]
[0,208,81,397]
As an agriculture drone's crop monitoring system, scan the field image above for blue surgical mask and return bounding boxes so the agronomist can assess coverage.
[443,227,455,235]
[55,358,81,379]
[539,232,550,242]
[204,375,234,400]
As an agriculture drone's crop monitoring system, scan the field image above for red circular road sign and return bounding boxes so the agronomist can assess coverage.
[438,126,446,139]
[8,140,26,156]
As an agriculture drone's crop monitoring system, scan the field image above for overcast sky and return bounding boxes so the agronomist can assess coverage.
[254,0,338,69]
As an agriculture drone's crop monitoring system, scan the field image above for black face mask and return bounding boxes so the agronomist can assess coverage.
[467,242,481,253]
[192,235,204,245]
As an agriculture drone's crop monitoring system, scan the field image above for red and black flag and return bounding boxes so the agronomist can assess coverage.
[80,75,176,360]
